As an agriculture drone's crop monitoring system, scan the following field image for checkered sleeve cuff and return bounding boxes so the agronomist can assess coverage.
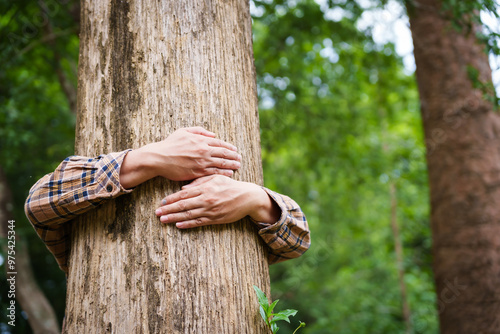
[252,188,310,264]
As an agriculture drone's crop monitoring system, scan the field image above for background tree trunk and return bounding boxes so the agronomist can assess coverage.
[65,0,270,332]
[408,0,500,332]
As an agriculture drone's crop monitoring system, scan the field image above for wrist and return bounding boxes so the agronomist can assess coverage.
[246,184,281,224]
[119,148,157,189]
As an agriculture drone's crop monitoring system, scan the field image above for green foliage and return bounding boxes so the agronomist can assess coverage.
[440,0,499,34]
[439,0,500,107]
[0,0,78,331]
[254,285,305,334]
[2,0,496,333]
[467,64,500,107]
[253,0,437,332]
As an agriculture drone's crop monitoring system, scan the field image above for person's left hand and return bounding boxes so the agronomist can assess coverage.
[155,175,281,228]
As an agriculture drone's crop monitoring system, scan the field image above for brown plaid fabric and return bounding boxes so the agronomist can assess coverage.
[25,150,310,274]
[254,189,311,264]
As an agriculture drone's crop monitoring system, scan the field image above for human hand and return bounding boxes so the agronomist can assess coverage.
[120,127,241,188]
[155,175,281,228]
[146,127,241,181]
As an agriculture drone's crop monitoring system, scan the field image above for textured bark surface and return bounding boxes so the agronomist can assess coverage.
[0,168,60,334]
[65,0,269,332]
[409,0,500,332]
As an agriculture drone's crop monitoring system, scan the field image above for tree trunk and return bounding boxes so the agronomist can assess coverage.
[0,167,60,334]
[65,0,269,332]
[408,0,500,332]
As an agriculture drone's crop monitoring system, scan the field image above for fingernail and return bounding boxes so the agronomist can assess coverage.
[160,215,168,222]
[155,209,162,216]
[238,154,242,161]
[161,199,166,205]
[176,222,183,228]
[232,145,237,151]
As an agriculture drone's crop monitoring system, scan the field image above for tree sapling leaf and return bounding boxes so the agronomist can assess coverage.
[272,309,298,323]
[269,299,279,315]
[259,305,267,324]
[271,322,279,334]
[253,285,269,312]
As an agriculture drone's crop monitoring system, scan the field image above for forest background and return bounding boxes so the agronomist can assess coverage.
[0,0,499,333]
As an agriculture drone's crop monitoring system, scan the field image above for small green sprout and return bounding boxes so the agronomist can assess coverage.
[292,322,306,334]
[253,285,306,334]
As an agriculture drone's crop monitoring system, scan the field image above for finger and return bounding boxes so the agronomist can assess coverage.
[176,217,212,229]
[159,208,205,224]
[184,126,216,137]
[213,168,234,177]
[207,138,237,151]
[210,147,242,161]
[156,197,198,217]
[209,158,241,171]
[160,187,202,206]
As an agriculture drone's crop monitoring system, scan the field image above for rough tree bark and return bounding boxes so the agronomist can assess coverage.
[64,0,270,332]
[408,0,500,332]
[0,167,60,334]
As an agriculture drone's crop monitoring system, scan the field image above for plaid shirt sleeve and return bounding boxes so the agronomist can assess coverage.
[24,150,133,273]
[25,150,309,272]
[253,188,311,264]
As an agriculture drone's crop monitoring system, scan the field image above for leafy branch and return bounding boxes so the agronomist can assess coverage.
[253,285,305,334]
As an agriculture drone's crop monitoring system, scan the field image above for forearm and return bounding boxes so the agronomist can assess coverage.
[25,151,133,273]
[25,151,132,228]
[239,185,312,264]
[119,148,157,189]
[244,183,281,224]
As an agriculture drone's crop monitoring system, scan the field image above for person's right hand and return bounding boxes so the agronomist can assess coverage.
[120,127,241,188]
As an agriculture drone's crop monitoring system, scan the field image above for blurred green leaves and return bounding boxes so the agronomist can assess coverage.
[0,0,78,331]
[0,0,456,332]
[252,0,435,332]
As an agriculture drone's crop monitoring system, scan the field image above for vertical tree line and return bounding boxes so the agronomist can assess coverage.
[408,0,500,332]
